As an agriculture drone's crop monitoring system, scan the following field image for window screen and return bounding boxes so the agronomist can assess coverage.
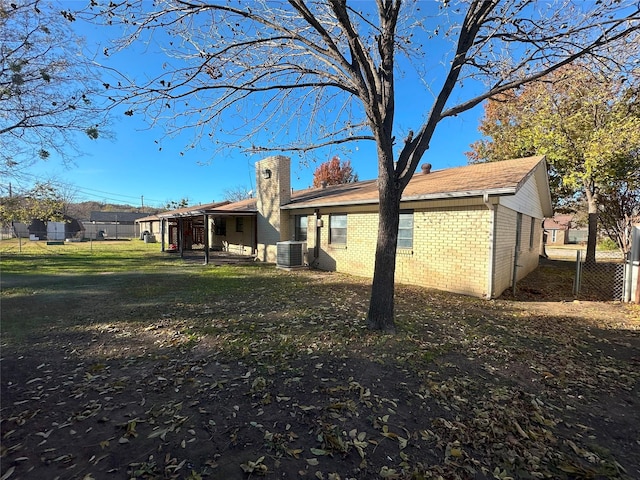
[330,214,347,244]
[398,211,413,249]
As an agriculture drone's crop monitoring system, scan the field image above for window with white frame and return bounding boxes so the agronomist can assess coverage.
[398,211,414,249]
[329,213,347,244]
[295,215,308,242]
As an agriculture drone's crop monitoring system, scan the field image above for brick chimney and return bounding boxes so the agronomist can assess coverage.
[255,156,291,262]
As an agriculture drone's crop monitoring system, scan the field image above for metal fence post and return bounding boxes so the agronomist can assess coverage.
[573,250,582,297]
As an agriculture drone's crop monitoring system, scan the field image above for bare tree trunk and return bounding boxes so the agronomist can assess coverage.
[584,180,598,264]
[586,211,598,264]
[366,179,401,333]
[367,188,400,332]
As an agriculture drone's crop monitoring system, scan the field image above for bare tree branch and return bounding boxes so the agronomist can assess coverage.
[1,0,111,176]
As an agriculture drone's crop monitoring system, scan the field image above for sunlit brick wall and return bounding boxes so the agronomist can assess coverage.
[312,208,377,275]
[312,204,493,297]
[399,206,491,297]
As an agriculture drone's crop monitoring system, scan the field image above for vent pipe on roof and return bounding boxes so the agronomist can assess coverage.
[421,163,432,174]
[320,180,328,189]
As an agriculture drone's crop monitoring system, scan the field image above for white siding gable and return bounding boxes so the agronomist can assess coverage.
[499,165,551,218]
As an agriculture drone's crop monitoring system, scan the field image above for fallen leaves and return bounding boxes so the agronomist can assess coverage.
[240,455,268,474]
[1,265,639,479]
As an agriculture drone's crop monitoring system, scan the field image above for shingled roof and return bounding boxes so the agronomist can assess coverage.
[283,155,547,209]
[137,156,549,219]
[210,197,257,214]
[155,201,231,218]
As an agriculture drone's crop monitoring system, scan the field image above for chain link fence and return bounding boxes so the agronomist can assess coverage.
[0,236,162,258]
[573,250,626,301]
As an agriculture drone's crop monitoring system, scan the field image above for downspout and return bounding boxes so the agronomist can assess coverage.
[253,215,258,257]
[311,209,322,268]
[483,192,496,299]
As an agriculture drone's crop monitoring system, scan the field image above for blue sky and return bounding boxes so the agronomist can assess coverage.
[25,2,486,210]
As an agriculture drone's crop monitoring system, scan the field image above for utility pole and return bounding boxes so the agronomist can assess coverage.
[9,182,15,241]
[141,195,144,212]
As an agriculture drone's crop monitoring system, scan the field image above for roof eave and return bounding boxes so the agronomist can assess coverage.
[204,210,257,216]
[156,209,257,218]
[401,187,517,203]
[283,187,518,210]
[156,211,205,218]
[282,198,378,209]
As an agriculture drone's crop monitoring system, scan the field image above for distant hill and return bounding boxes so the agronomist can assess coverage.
[65,201,162,220]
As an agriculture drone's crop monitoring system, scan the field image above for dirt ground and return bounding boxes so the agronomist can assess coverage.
[1,256,639,480]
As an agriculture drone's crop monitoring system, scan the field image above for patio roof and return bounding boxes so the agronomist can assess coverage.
[155,200,232,219]
[137,198,258,222]
[205,197,257,216]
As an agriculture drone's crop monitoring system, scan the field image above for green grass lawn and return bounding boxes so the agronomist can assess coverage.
[1,241,639,480]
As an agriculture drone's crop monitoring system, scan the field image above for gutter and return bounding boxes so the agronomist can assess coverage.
[483,192,497,300]
[281,187,518,210]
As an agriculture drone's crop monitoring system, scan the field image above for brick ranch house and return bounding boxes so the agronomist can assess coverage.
[138,155,553,299]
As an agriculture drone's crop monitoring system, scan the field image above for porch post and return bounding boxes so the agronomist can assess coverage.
[160,219,166,252]
[254,214,258,256]
[178,218,184,257]
[203,214,209,265]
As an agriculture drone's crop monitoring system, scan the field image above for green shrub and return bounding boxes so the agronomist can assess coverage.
[597,237,619,251]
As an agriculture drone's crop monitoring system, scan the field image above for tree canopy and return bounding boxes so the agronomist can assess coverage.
[82,0,640,330]
[312,156,358,188]
[0,182,64,226]
[467,64,640,255]
[164,198,190,210]
[0,0,109,181]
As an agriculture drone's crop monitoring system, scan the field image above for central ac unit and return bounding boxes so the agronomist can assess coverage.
[276,241,306,268]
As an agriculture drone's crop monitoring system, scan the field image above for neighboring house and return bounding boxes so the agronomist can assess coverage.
[147,155,553,299]
[543,214,588,245]
[88,211,148,239]
[136,214,161,239]
[543,214,572,245]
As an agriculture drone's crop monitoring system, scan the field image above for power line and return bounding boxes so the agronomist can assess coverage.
[1,174,166,205]
[73,186,164,204]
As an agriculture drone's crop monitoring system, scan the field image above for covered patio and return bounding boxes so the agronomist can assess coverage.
[140,199,259,265]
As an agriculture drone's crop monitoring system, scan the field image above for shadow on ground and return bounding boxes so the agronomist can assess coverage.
[1,260,639,479]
